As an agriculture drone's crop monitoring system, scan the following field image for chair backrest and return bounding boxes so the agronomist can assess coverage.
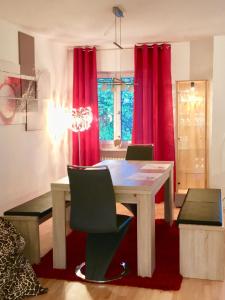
[125,144,154,160]
[67,165,117,233]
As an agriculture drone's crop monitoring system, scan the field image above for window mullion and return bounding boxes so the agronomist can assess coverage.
[114,85,121,140]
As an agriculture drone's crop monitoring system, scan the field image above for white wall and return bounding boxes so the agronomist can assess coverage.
[0,19,70,214]
[171,42,190,134]
[171,42,190,82]
[97,48,134,72]
[210,36,225,197]
[190,38,213,80]
[0,19,18,64]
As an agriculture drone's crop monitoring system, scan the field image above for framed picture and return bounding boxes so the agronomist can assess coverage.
[0,60,25,125]
[0,59,48,130]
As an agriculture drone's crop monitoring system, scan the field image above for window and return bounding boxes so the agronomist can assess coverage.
[97,78,114,141]
[97,77,134,143]
[121,77,134,141]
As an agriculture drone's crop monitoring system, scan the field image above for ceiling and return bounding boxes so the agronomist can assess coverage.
[0,0,225,47]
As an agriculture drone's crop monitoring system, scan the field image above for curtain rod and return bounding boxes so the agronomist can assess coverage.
[136,41,172,45]
[67,46,133,51]
[67,42,173,51]
[96,47,133,51]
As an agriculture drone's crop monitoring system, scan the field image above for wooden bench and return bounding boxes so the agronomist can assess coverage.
[177,188,224,280]
[3,192,53,264]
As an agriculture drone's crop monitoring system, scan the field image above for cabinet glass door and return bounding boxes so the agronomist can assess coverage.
[176,80,207,193]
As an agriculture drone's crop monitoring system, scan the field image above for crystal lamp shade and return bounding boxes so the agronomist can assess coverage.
[71,106,93,132]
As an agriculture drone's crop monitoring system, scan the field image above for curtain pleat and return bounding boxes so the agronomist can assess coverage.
[132,44,176,202]
[72,47,100,166]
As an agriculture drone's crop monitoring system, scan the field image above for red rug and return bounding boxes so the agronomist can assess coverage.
[33,219,182,290]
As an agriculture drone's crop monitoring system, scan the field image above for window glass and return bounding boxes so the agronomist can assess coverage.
[97,77,134,142]
[97,78,114,141]
[121,77,134,141]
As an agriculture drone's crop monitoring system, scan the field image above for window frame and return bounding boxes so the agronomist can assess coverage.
[97,73,134,149]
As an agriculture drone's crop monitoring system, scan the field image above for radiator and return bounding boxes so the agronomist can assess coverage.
[100,149,126,161]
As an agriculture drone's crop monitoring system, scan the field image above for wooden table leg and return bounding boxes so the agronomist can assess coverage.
[164,169,174,225]
[137,193,155,277]
[52,189,67,269]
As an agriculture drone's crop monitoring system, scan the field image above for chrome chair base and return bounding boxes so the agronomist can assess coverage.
[75,261,129,283]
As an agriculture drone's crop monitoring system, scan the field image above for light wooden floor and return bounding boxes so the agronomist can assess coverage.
[27,203,225,300]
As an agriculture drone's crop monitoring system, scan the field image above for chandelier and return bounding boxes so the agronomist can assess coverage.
[71,106,93,165]
[71,106,93,132]
[110,6,133,89]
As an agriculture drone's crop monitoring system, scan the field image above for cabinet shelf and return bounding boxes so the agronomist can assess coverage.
[176,80,207,191]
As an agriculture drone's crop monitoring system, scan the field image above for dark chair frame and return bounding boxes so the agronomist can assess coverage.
[67,165,132,283]
[125,144,154,215]
[125,144,154,161]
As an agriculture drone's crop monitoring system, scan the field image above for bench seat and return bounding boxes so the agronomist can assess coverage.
[177,189,222,226]
[4,193,52,219]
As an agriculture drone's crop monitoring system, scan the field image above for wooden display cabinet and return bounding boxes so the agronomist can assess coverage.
[176,80,207,193]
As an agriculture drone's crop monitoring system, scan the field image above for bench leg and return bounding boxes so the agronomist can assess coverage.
[179,224,225,280]
[3,216,40,264]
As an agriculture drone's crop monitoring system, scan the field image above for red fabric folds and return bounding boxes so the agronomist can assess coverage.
[33,219,182,290]
[132,44,176,201]
[72,47,100,166]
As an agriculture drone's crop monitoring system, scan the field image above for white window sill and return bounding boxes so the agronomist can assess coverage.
[100,148,127,152]
[100,140,131,150]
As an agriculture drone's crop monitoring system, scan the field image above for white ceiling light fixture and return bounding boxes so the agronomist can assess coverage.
[100,7,134,91]
[112,6,124,87]
[101,6,133,89]
[112,6,124,49]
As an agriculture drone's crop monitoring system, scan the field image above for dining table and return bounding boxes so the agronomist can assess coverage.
[51,159,174,278]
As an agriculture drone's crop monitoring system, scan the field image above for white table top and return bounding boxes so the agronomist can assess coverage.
[51,160,174,194]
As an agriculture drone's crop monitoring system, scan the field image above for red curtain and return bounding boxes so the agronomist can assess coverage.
[72,47,100,166]
[132,44,175,201]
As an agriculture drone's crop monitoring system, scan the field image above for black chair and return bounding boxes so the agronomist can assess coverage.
[67,165,132,283]
[125,144,154,215]
[125,144,154,160]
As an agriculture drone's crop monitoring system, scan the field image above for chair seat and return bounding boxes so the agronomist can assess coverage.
[177,188,222,226]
